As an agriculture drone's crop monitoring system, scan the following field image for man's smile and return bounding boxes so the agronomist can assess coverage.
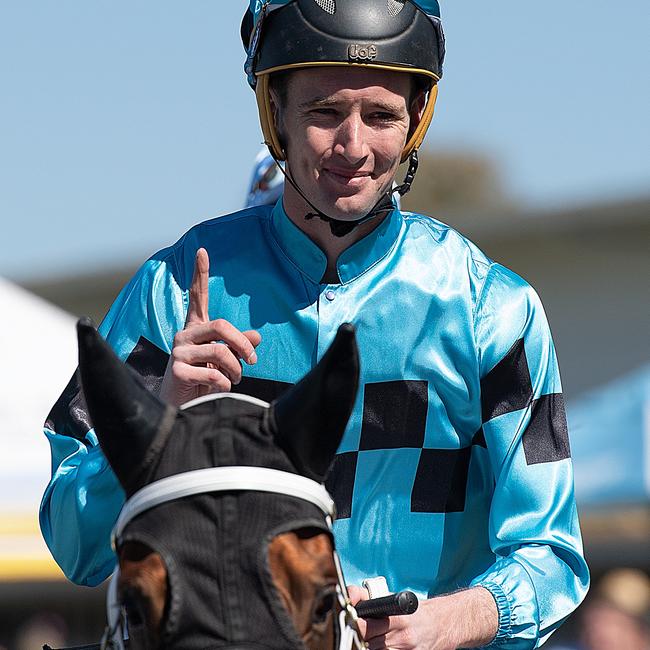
[321,167,372,189]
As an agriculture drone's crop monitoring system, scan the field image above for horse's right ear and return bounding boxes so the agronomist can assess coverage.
[77,318,173,495]
[271,323,359,483]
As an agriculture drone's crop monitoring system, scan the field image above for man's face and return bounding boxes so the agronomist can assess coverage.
[274,67,417,221]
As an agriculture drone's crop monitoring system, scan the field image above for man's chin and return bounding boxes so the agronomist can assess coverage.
[327,194,384,222]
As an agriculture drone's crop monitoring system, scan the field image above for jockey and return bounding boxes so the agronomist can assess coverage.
[40,1,589,648]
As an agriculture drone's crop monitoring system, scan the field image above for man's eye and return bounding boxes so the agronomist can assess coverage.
[371,112,397,121]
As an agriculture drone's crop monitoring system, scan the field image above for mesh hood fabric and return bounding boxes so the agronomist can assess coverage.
[248,0,441,23]
[119,397,334,649]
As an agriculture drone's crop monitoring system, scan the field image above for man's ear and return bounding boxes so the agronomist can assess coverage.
[408,88,428,137]
[269,86,280,126]
[268,87,288,155]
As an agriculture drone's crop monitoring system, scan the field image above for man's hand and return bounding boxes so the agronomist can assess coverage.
[348,584,498,650]
[159,248,262,406]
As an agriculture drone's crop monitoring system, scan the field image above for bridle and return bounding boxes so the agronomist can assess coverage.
[100,393,366,650]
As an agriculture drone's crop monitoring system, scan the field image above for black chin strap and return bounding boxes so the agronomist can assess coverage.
[394,150,419,197]
[270,150,419,238]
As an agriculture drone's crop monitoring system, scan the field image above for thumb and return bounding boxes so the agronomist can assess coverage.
[347,585,370,606]
[186,248,210,326]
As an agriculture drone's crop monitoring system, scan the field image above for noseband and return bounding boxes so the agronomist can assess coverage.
[101,397,365,650]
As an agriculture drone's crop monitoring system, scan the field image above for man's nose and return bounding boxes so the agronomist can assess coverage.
[334,114,368,164]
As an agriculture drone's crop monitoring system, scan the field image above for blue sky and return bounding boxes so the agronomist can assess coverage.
[1,1,648,280]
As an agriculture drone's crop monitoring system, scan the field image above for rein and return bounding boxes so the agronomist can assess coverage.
[101,465,365,650]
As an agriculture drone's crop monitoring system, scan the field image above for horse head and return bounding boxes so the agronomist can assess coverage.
[77,319,360,649]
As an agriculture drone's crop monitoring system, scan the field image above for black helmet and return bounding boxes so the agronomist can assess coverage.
[242,0,445,162]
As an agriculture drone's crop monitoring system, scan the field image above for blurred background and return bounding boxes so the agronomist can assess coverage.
[0,1,648,647]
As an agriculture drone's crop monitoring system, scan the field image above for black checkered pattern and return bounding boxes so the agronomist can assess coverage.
[480,338,532,422]
[359,380,428,450]
[481,338,570,465]
[327,380,489,519]
[45,336,170,441]
[47,336,570,519]
[234,376,292,403]
[523,393,570,464]
[326,339,570,519]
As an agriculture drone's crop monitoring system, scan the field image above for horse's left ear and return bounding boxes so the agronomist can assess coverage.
[271,323,359,483]
[77,318,174,495]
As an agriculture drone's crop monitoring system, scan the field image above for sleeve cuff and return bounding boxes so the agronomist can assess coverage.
[470,555,541,649]
[475,580,513,648]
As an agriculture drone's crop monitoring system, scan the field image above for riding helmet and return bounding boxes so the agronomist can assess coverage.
[241,0,445,162]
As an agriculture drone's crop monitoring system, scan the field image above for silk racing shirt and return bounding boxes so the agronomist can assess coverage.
[40,201,589,648]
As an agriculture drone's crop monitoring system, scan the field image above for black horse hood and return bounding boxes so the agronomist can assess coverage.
[122,396,329,649]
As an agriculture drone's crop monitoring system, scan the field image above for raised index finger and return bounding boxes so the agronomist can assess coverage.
[186,248,210,326]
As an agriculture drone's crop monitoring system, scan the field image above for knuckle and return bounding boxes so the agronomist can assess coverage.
[210,370,231,393]
[211,342,227,357]
[171,364,186,382]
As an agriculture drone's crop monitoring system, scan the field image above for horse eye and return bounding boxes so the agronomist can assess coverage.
[312,589,337,625]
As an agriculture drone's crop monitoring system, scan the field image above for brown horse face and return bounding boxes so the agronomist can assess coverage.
[268,530,340,650]
[117,542,167,649]
[117,528,339,650]
[77,320,359,649]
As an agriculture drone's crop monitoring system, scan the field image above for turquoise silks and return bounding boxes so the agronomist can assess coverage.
[40,202,588,648]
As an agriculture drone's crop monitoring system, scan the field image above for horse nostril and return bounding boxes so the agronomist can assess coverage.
[312,589,337,625]
[122,588,145,627]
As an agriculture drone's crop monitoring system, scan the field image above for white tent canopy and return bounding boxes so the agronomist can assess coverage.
[0,277,77,580]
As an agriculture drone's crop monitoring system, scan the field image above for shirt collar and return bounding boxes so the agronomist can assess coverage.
[270,199,403,285]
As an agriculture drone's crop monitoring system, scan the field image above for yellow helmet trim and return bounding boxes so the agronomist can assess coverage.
[255,62,439,163]
[256,74,285,160]
[402,83,438,161]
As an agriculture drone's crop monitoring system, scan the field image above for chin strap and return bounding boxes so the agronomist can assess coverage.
[393,150,419,197]
[270,148,419,238]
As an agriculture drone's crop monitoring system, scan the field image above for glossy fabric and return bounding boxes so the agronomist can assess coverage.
[40,202,588,647]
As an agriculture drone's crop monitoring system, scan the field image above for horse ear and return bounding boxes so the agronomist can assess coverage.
[271,323,359,483]
[77,318,171,493]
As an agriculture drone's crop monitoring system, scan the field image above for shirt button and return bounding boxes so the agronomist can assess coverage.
[325,290,336,301]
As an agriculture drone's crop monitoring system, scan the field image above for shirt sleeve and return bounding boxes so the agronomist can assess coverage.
[469,263,589,649]
[39,251,185,586]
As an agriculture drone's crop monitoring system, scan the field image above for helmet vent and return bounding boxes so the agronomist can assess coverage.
[313,0,336,15]
[387,0,406,17]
